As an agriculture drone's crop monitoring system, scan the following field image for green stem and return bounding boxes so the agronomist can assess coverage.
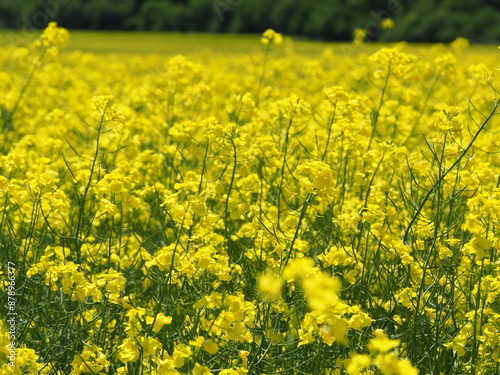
[4,48,47,131]
[470,257,485,375]
[404,100,499,243]
[224,138,238,261]
[368,61,392,149]
[74,107,107,261]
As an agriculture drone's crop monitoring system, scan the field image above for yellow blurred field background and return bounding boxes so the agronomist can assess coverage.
[2,30,495,57]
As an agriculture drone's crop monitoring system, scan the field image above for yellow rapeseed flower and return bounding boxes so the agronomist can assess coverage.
[380,18,395,29]
[257,270,283,301]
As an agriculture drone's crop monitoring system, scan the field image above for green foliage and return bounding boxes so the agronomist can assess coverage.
[0,0,499,42]
[86,0,135,30]
[135,0,186,31]
[0,0,37,28]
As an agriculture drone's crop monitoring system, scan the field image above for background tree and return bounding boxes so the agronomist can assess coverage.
[1,0,499,43]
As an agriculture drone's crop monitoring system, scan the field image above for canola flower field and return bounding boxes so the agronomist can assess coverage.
[1,23,500,375]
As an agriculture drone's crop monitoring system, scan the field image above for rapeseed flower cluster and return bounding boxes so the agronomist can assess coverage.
[1,24,500,375]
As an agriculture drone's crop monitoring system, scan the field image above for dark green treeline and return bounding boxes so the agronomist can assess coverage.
[1,0,499,42]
